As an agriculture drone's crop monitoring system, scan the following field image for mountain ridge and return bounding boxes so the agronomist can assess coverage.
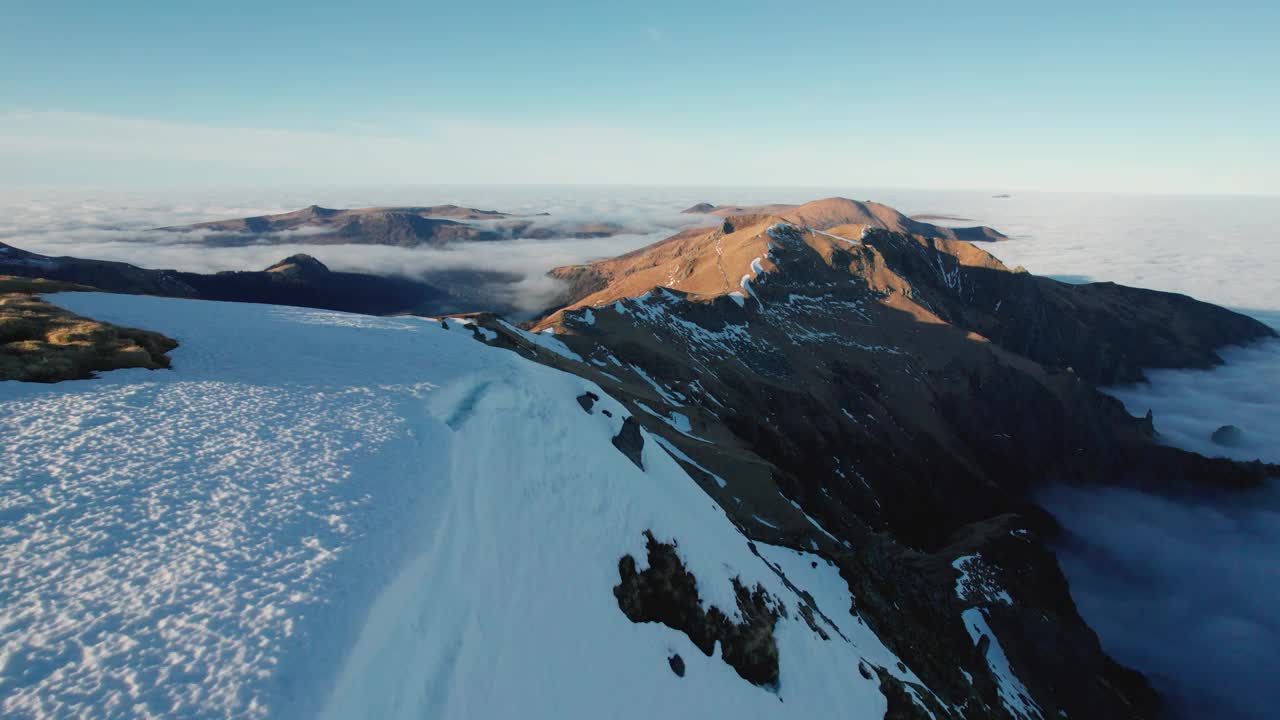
[478,209,1279,718]
[157,203,649,246]
[682,197,1008,243]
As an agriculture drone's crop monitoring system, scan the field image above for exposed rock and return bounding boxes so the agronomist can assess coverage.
[614,532,782,686]
[611,416,645,469]
[1211,424,1244,447]
[668,653,685,677]
[576,391,599,413]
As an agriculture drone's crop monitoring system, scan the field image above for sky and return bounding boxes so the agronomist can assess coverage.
[1,0,1276,193]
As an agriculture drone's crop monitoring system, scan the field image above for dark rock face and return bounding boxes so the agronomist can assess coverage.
[1211,424,1244,447]
[859,231,1276,385]
[668,654,685,677]
[576,391,599,413]
[611,416,645,469]
[614,532,782,687]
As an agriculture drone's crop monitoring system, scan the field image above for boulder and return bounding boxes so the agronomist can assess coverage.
[1210,424,1244,447]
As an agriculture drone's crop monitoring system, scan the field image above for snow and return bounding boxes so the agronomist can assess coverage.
[0,292,926,720]
[498,319,583,362]
[650,435,727,489]
[784,498,839,542]
[952,554,1013,605]
[756,546,953,716]
[961,608,1043,720]
[636,400,700,439]
[628,363,682,405]
[620,292,754,364]
[807,227,863,246]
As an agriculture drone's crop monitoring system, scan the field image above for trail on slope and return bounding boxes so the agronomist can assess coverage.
[715,233,731,294]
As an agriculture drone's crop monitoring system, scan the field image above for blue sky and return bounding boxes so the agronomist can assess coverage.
[1,1,1276,192]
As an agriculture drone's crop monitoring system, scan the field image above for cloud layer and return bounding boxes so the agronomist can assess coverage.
[1043,481,1280,720]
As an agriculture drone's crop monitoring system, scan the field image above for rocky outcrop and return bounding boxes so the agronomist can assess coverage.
[614,532,784,687]
[1211,424,1244,447]
[611,416,645,469]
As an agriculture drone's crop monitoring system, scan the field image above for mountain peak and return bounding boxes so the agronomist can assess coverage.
[687,197,1007,242]
[264,253,330,278]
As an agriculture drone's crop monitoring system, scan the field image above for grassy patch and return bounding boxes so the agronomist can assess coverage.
[0,276,179,382]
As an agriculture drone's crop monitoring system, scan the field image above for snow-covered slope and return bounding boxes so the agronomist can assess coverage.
[0,293,934,719]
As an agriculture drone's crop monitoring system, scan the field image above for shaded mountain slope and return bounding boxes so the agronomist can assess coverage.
[0,241,452,315]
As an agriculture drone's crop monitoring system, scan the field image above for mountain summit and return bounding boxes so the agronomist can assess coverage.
[682,197,1008,242]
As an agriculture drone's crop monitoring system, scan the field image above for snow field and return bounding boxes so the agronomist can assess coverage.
[1,293,936,719]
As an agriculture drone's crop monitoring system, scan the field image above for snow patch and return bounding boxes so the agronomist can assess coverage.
[962,608,1043,720]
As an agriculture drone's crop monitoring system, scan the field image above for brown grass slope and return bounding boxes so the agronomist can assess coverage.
[0,277,178,382]
[683,197,1007,242]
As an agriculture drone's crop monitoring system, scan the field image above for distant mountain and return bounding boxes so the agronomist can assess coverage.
[0,241,452,315]
[158,204,640,246]
[158,204,511,247]
[681,197,1008,242]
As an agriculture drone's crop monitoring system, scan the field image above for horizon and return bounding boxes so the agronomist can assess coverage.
[3,1,1277,194]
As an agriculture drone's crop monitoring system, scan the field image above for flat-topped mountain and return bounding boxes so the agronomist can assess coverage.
[158,204,516,247]
[682,197,1008,242]
[158,204,639,246]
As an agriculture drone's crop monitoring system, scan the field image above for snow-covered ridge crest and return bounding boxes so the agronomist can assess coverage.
[0,293,940,720]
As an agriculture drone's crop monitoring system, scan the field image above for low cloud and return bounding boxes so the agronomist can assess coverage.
[1043,482,1280,720]
[0,188,722,314]
[1043,344,1280,720]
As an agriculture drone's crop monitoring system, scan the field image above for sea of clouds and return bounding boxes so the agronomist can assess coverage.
[2,184,1278,717]
[972,193,1280,720]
